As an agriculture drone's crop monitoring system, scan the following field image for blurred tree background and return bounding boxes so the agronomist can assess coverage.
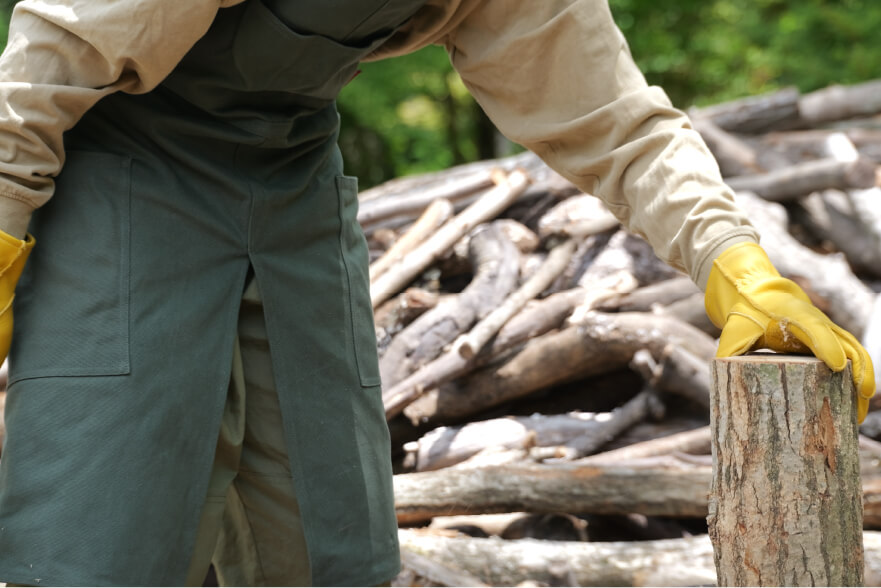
[1,0,879,187]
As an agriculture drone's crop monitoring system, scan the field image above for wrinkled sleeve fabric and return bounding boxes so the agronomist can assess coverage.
[0,0,243,238]
[433,0,759,289]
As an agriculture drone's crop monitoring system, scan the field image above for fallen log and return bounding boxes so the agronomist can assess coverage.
[791,190,881,277]
[374,288,439,355]
[393,455,712,524]
[369,198,453,282]
[536,193,620,239]
[578,425,711,465]
[534,389,662,461]
[799,79,881,125]
[403,311,716,425]
[379,223,519,388]
[383,239,575,418]
[399,547,490,588]
[630,345,710,408]
[694,86,802,134]
[725,157,877,201]
[455,239,576,359]
[659,292,720,337]
[370,169,528,308]
[596,275,699,313]
[484,287,587,354]
[397,530,881,588]
[394,451,881,527]
[404,403,652,472]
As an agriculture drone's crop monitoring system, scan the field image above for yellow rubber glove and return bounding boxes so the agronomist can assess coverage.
[705,241,875,423]
[0,230,35,365]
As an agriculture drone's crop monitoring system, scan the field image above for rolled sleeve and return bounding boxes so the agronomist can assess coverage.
[0,0,242,237]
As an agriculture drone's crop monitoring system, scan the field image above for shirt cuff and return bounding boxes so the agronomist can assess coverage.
[0,194,35,240]
[692,230,759,292]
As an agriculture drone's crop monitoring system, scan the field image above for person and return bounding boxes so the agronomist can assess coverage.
[0,0,873,585]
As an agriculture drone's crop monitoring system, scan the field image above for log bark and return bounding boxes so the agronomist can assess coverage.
[398,530,881,588]
[630,344,711,408]
[725,157,877,201]
[393,455,712,524]
[369,198,453,282]
[596,276,699,313]
[791,190,881,278]
[709,355,864,586]
[799,80,881,125]
[399,547,490,587]
[455,239,576,359]
[404,404,652,472]
[403,311,716,425]
[383,240,575,418]
[578,425,711,465]
[370,169,528,308]
[379,223,519,389]
[694,86,802,134]
[395,448,881,528]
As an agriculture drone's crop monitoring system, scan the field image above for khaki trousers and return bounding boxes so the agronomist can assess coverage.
[184,278,311,587]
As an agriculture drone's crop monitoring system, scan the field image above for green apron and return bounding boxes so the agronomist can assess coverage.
[0,1,426,585]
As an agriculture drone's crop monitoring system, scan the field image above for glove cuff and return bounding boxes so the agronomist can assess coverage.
[0,229,35,283]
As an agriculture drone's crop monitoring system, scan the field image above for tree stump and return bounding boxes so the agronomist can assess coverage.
[709,354,864,586]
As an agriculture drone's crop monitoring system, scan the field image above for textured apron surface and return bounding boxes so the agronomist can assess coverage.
[0,1,426,585]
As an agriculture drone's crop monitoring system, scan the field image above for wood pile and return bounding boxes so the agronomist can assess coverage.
[360,79,881,586]
[0,80,880,587]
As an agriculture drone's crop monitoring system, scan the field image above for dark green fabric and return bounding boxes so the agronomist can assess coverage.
[0,1,427,585]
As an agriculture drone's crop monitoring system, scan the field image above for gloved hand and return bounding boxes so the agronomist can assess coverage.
[0,229,35,365]
[705,241,875,423]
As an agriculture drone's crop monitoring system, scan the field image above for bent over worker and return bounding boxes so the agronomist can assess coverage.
[0,0,874,585]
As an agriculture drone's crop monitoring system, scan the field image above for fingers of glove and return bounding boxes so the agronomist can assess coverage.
[762,319,811,354]
[750,289,847,370]
[859,396,870,424]
[782,317,847,372]
[716,310,765,357]
[0,305,11,365]
[831,323,876,403]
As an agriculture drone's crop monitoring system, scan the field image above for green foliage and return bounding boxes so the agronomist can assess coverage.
[337,46,499,186]
[610,0,881,106]
[0,0,15,48]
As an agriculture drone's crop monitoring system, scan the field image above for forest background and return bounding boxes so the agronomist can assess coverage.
[1,0,879,188]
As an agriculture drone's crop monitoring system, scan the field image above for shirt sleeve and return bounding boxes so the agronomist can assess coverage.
[0,0,244,238]
[434,0,759,289]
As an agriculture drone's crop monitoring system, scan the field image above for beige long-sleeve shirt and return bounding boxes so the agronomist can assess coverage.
[0,0,757,288]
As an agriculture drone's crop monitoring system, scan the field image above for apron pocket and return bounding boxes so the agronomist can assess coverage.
[336,175,381,388]
[9,151,132,384]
